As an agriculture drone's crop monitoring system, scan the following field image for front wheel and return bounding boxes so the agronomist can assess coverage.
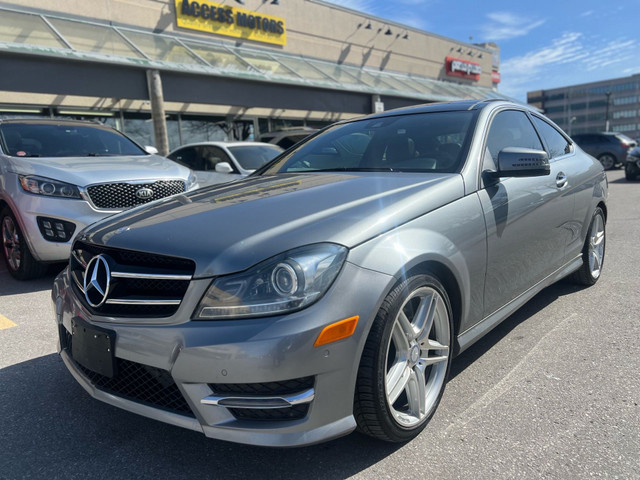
[625,163,638,181]
[1,207,46,280]
[572,207,605,286]
[354,274,453,442]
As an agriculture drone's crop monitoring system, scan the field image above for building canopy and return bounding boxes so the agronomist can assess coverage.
[0,6,518,109]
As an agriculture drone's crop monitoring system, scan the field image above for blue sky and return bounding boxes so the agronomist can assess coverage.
[323,0,640,102]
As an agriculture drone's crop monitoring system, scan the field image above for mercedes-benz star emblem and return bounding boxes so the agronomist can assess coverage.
[83,254,111,308]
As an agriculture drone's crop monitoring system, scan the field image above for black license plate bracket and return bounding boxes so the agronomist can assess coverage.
[71,317,116,378]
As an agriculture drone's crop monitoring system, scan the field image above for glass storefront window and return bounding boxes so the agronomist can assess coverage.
[179,116,228,145]
[0,10,67,49]
[48,18,142,58]
[119,30,203,64]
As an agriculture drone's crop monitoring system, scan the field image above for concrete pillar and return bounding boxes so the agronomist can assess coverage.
[146,69,169,156]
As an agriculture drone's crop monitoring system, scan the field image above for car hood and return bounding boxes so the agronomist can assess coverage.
[80,172,464,277]
[7,154,190,186]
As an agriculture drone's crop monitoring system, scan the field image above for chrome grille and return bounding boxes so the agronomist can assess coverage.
[86,180,185,209]
[70,241,195,317]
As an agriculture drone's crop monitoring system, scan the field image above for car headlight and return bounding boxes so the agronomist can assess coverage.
[186,171,198,190]
[194,243,348,319]
[19,175,81,199]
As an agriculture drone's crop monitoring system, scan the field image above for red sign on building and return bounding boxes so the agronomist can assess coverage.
[445,56,481,81]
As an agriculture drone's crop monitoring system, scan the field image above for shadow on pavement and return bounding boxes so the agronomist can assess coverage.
[450,280,585,380]
[0,354,401,480]
[0,263,65,297]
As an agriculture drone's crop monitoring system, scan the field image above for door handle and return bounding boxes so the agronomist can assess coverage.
[556,172,568,188]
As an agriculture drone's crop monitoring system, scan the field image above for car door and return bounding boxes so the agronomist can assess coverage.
[476,109,574,317]
[197,145,243,185]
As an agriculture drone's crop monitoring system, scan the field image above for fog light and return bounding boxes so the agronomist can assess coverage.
[36,217,76,243]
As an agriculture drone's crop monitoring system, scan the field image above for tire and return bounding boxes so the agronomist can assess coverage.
[597,154,616,170]
[571,207,605,286]
[625,163,637,181]
[1,207,46,280]
[354,274,453,442]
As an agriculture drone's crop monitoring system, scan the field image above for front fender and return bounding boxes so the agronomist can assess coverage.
[348,193,487,335]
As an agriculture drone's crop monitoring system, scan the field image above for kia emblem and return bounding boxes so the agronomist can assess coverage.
[135,187,154,199]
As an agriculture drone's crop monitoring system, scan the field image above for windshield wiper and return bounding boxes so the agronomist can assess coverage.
[86,152,102,157]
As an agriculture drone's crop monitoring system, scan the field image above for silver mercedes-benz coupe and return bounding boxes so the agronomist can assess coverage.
[52,100,607,447]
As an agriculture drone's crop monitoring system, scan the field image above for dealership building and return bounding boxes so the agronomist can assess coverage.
[0,0,507,153]
[528,74,640,140]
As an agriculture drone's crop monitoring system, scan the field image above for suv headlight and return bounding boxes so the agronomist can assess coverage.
[19,175,81,199]
[194,243,348,319]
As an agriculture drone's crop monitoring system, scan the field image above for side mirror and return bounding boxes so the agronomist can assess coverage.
[144,145,159,155]
[215,162,234,174]
[493,147,550,177]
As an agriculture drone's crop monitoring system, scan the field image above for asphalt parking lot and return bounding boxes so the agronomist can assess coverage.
[1,169,638,480]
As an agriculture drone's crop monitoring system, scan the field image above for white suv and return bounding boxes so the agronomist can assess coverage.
[0,119,197,279]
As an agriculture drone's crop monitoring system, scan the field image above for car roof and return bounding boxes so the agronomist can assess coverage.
[169,141,281,152]
[0,118,109,127]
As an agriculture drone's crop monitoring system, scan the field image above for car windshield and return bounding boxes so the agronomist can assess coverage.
[0,123,147,157]
[228,144,284,170]
[261,111,476,174]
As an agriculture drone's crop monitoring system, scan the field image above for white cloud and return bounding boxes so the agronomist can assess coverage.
[481,11,546,41]
[498,33,640,100]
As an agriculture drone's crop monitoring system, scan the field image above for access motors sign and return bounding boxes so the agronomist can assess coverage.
[445,56,481,81]
[175,0,286,46]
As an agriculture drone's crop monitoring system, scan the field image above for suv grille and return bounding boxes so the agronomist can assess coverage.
[86,180,185,209]
[60,326,194,417]
[70,241,195,317]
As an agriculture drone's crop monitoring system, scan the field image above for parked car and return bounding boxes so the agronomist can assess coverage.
[624,146,640,180]
[259,127,318,149]
[53,100,607,447]
[0,119,197,280]
[167,141,283,187]
[571,132,636,170]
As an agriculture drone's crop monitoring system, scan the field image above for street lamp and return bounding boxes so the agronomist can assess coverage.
[604,91,612,132]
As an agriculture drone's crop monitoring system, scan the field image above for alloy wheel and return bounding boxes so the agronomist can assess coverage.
[384,286,450,427]
[599,154,615,170]
[588,213,605,279]
[2,215,22,271]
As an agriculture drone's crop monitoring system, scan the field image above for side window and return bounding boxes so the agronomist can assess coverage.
[485,110,543,162]
[168,147,199,169]
[198,146,235,172]
[531,116,571,158]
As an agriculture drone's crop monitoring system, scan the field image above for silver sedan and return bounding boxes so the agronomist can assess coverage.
[53,100,607,446]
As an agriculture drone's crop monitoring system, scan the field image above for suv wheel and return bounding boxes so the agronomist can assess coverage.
[597,153,616,170]
[1,207,46,280]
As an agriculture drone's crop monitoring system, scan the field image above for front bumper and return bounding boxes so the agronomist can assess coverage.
[5,183,115,263]
[52,261,393,447]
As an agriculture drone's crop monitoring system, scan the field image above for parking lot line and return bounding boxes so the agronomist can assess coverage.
[0,314,17,330]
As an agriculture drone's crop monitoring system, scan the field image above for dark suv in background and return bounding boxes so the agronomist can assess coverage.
[572,132,636,170]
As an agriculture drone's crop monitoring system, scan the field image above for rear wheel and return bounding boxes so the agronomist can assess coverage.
[1,207,46,280]
[625,163,638,181]
[354,274,453,442]
[598,153,616,170]
[572,207,605,286]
